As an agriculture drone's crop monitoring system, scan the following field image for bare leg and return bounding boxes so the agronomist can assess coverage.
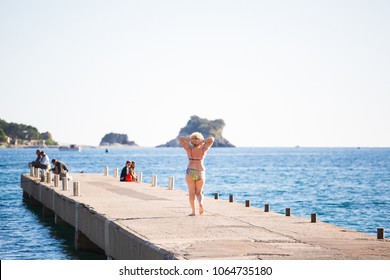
[195,179,205,215]
[186,175,196,215]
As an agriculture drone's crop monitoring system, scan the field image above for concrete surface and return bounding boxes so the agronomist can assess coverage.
[21,173,390,260]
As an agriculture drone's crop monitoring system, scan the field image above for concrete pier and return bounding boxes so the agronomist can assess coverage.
[21,173,390,260]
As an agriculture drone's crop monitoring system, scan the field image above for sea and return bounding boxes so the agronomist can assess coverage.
[0,147,389,260]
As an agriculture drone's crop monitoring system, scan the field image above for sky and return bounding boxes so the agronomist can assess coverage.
[1,0,389,147]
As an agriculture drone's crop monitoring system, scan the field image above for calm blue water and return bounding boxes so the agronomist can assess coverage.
[1,147,389,259]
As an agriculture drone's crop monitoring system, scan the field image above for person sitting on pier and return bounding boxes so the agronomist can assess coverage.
[33,151,51,170]
[28,149,41,167]
[50,159,69,178]
[120,161,131,182]
[129,161,138,182]
[180,132,214,216]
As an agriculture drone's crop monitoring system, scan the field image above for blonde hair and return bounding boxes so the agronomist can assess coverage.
[190,132,204,141]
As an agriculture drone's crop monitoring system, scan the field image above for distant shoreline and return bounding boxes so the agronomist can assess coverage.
[1,145,389,149]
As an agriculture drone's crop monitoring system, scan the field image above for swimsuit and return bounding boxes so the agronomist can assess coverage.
[188,146,204,161]
[186,168,205,181]
[186,147,205,181]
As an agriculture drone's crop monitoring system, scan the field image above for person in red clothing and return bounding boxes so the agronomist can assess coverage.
[120,161,138,182]
[129,161,138,182]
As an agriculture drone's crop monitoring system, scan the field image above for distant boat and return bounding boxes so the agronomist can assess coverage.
[59,144,81,152]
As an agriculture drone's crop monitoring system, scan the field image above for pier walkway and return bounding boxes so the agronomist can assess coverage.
[21,173,390,260]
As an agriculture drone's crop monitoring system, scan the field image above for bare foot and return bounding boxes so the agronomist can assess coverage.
[189,213,196,216]
[199,205,204,215]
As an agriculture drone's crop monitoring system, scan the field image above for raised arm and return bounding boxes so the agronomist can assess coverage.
[202,136,215,151]
[179,136,191,150]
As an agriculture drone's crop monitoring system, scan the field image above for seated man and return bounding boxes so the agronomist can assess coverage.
[120,161,131,182]
[50,159,69,178]
[34,151,50,170]
[29,149,41,167]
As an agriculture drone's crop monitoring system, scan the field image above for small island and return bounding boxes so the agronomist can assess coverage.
[99,133,139,147]
[157,115,235,147]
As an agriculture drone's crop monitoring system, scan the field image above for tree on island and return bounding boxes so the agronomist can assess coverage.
[0,128,8,143]
[39,132,58,146]
[0,118,58,145]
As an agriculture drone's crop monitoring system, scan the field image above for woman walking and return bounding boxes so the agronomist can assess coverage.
[180,132,214,216]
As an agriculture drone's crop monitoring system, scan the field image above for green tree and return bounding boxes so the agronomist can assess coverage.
[40,132,58,145]
[0,118,57,144]
[0,128,8,143]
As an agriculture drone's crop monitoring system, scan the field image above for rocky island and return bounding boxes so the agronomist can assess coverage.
[99,133,139,147]
[157,116,235,147]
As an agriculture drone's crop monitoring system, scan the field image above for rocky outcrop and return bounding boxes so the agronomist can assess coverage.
[99,133,138,147]
[157,116,235,147]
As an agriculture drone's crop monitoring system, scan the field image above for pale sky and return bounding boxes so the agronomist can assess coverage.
[1,0,389,147]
